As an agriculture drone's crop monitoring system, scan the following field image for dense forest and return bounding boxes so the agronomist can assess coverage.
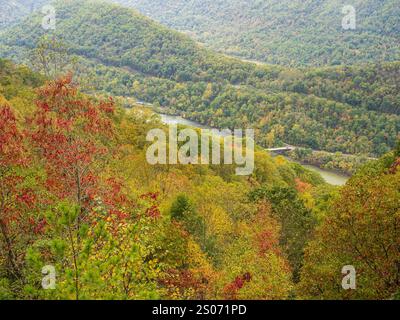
[0,0,49,28]
[113,0,400,66]
[1,58,399,299]
[3,0,400,67]
[0,0,399,301]
[0,0,398,172]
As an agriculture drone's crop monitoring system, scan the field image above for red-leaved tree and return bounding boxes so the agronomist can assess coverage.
[0,104,38,279]
[29,75,115,219]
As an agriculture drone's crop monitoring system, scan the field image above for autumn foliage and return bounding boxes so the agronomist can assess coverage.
[1,66,399,300]
[29,75,114,205]
[0,104,38,279]
[298,156,400,299]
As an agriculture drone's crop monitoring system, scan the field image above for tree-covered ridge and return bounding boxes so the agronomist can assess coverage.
[298,149,400,299]
[0,59,44,95]
[132,80,399,158]
[0,0,398,162]
[113,0,400,67]
[1,60,399,300]
[0,0,260,83]
[0,0,49,28]
[263,62,400,115]
[2,0,399,115]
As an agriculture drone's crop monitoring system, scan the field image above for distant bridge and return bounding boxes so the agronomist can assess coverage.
[135,101,154,107]
[266,146,296,153]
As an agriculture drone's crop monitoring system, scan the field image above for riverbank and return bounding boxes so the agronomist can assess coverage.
[283,157,350,186]
[158,113,350,186]
[287,148,373,176]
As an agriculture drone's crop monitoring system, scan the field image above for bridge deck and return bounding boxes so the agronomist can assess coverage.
[266,147,296,152]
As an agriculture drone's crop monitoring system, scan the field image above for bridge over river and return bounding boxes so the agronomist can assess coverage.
[156,113,349,186]
[266,146,296,153]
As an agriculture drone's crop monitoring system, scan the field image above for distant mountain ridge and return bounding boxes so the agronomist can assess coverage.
[0,0,49,28]
[3,0,399,67]
[111,0,400,67]
[0,0,256,82]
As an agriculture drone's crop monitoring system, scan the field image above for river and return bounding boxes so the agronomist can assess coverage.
[158,113,349,186]
[295,163,349,186]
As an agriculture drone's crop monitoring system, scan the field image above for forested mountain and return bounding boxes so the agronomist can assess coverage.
[0,0,399,165]
[0,0,48,28]
[0,0,261,82]
[113,0,400,67]
[3,1,399,67]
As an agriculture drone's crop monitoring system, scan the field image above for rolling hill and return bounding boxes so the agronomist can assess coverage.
[0,0,398,163]
[112,0,400,67]
[0,0,49,28]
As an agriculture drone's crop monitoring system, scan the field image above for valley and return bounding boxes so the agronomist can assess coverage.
[111,0,400,67]
[1,0,398,175]
[0,0,399,301]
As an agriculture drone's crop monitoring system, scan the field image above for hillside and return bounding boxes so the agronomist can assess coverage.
[0,0,49,28]
[3,1,399,67]
[0,0,398,164]
[0,0,261,83]
[0,58,323,299]
[113,0,400,67]
[1,58,399,300]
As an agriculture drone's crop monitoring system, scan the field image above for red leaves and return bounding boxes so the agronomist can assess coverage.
[295,178,312,193]
[141,192,161,218]
[29,75,138,225]
[34,76,114,137]
[29,217,47,234]
[389,157,400,174]
[106,178,128,204]
[253,202,282,257]
[0,104,42,277]
[0,104,26,168]
[56,118,73,130]
[140,192,159,201]
[16,189,36,209]
[30,76,115,204]
[159,269,208,299]
[223,273,252,300]
[101,178,132,220]
[99,99,115,114]
[257,230,279,255]
[146,205,161,218]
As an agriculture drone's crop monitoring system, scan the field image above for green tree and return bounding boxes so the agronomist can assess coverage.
[298,155,400,299]
[249,186,316,282]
